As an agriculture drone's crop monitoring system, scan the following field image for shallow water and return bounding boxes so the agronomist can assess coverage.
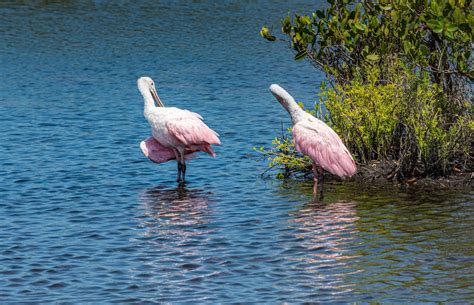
[1,1,473,303]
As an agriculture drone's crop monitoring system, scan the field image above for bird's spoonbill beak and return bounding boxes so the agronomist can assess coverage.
[150,86,164,107]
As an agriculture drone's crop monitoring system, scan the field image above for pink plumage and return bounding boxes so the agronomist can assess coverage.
[140,137,195,164]
[166,117,220,157]
[293,123,356,177]
[269,83,356,199]
[138,76,220,183]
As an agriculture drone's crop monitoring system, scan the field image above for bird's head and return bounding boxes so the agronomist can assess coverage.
[269,84,291,111]
[137,76,164,107]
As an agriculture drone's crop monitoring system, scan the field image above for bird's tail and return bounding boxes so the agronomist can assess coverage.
[200,145,216,158]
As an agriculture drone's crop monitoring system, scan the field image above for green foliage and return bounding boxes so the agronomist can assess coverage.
[258,63,473,178]
[320,65,402,162]
[254,128,312,178]
[259,0,473,180]
[261,0,473,96]
[322,62,472,177]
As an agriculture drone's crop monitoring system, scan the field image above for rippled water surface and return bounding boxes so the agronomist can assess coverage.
[1,1,473,303]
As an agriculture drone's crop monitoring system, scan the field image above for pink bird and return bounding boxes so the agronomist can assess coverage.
[138,77,220,183]
[269,84,356,199]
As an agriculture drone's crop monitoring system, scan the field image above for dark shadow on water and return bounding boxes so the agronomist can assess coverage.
[270,176,472,205]
[270,177,362,203]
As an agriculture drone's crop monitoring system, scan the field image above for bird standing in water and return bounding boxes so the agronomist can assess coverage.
[138,77,220,184]
[269,84,356,200]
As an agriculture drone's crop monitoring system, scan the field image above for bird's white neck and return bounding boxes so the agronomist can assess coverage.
[285,98,307,124]
[270,84,306,124]
[142,91,155,115]
[138,83,156,117]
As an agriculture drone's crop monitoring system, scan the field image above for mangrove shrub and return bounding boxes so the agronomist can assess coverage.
[260,0,473,180]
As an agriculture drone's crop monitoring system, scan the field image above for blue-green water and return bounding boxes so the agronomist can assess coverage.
[1,1,473,303]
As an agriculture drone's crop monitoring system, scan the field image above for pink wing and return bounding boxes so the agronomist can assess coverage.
[166,117,220,157]
[293,122,356,178]
[140,137,195,164]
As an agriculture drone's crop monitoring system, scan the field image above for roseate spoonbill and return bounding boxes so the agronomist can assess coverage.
[138,77,220,184]
[269,84,356,199]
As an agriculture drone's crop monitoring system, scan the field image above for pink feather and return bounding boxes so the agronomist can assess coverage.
[166,118,220,157]
[140,137,195,164]
[293,123,356,178]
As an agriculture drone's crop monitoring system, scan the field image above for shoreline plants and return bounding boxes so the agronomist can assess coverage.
[260,0,473,181]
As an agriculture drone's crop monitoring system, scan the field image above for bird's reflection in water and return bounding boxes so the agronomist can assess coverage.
[289,200,359,261]
[286,200,361,294]
[134,186,216,289]
[138,185,214,239]
[272,179,361,293]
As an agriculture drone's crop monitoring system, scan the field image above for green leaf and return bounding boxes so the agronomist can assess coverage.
[260,27,276,41]
[354,34,360,43]
[366,54,380,61]
[298,15,311,25]
[403,40,412,54]
[444,30,454,39]
[294,49,307,61]
[446,24,458,32]
[282,16,291,34]
[354,22,365,31]
[379,4,392,11]
[426,19,443,33]
[430,1,441,15]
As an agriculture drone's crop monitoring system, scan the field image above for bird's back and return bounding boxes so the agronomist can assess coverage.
[146,107,220,149]
[293,116,356,177]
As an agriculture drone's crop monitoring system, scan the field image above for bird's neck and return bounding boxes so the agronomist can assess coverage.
[142,91,156,116]
[284,97,307,125]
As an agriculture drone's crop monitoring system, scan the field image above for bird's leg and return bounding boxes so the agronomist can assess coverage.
[176,161,182,182]
[173,149,182,182]
[312,163,319,201]
[317,165,324,201]
[181,162,186,184]
[178,148,186,185]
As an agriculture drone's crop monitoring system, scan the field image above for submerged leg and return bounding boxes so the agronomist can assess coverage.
[318,166,324,200]
[178,148,186,185]
[173,149,182,182]
[181,162,187,183]
[312,163,319,201]
[176,161,182,182]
